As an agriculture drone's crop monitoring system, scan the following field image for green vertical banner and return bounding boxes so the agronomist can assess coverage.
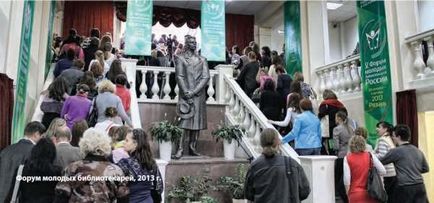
[284,0,302,76]
[45,0,56,79]
[357,0,394,147]
[201,0,226,61]
[124,0,153,56]
[12,0,35,143]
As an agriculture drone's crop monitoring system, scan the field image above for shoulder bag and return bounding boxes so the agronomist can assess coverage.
[367,153,387,202]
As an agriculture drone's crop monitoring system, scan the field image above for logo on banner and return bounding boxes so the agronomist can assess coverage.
[362,19,386,58]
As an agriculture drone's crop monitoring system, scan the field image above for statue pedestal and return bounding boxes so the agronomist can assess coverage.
[299,156,337,203]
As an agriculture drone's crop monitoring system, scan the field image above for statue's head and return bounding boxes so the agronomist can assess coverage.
[184,35,197,52]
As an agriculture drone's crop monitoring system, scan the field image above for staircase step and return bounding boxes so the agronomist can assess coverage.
[165,158,250,203]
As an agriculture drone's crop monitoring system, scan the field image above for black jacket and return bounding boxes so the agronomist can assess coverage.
[260,90,285,121]
[245,155,310,203]
[236,61,259,97]
[0,139,34,202]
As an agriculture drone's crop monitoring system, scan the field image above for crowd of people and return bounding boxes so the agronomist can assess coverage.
[0,26,430,203]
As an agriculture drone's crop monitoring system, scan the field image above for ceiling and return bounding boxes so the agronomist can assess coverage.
[153,0,272,15]
[327,1,357,22]
[152,1,357,25]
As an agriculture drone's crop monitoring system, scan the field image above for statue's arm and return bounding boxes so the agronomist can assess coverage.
[192,58,210,95]
[174,55,189,94]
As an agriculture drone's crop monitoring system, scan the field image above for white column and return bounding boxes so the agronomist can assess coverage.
[299,156,337,203]
[121,58,141,128]
[216,65,234,103]
[151,70,160,99]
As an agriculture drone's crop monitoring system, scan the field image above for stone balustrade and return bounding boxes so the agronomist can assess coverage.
[315,55,362,96]
[405,28,434,80]
[223,74,299,162]
[135,65,221,104]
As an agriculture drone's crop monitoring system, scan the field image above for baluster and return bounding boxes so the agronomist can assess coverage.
[207,74,215,102]
[163,71,171,100]
[224,82,231,102]
[238,105,245,123]
[331,67,339,92]
[411,41,427,79]
[243,112,251,130]
[319,70,326,95]
[343,63,352,92]
[350,60,361,91]
[336,65,344,93]
[174,84,179,100]
[248,119,256,138]
[325,69,333,90]
[425,36,434,74]
[228,91,235,113]
[139,70,147,100]
[232,97,240,117]
[151,70,160,99]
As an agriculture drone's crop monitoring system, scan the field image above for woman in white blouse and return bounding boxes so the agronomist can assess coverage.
[268,93,301,132]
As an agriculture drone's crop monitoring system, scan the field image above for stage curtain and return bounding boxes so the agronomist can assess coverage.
[396,89,419,147]
[225,14,254,52]
[114,3,254,51]
[62,1,114,37]
[0,74,14,150]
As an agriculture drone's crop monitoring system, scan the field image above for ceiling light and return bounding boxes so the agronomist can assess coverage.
[327,2,343,10]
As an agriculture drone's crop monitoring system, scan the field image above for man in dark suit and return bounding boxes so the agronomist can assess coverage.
[0,121,45,202]
[54,126,82,169]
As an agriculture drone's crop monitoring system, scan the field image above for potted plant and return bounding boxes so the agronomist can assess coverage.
[216,164,248,203]
[211,125,244,160]
[150,120,182,161]
[168,175,215,203]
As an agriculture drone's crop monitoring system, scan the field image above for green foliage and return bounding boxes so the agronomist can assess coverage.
[211,125,244,144]
[168,175,215,201]
[149,120,182,143]
[200,195,218,203]
[216,164,248,199]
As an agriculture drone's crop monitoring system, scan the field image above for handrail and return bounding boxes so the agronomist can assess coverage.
[31,64,56,122]
[405,28,434,43]
[315,55,360,73]
[136,65,219,76]
[223,74,300,162]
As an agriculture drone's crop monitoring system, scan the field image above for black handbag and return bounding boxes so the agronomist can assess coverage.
[87,97,98,127]
[367,153,387,202]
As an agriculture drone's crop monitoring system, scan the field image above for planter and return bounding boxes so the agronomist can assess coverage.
[159,141,172,161]
[223,140,236,160]
[232,199,248,203]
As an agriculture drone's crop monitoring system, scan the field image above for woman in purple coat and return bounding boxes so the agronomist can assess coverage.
[61,84,92,129]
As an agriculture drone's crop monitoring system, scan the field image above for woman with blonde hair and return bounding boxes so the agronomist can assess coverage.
[344,135,386,203]
[45,118,67,143]
[54,128,129,202]
[95,80,132,126]
[89,50,109,78]
[354,127,372,152]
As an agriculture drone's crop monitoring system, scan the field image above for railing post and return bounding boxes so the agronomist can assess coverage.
[299,156,337,203]
[120,58,141,128]
[216,65,234,104]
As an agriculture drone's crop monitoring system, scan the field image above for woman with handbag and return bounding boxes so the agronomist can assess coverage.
[117,129,163,203]
[344,135,386,203]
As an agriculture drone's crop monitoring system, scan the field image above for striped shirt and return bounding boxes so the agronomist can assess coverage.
[374,135,396,177]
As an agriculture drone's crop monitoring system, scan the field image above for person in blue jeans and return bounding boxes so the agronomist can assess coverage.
[281,98,322,155]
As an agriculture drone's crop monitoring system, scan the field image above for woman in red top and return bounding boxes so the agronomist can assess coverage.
[344,135,386,203]
[115,74,131,113]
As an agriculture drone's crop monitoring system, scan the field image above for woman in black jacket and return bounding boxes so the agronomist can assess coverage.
[11,138,62,203]
[260,79,285,121]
